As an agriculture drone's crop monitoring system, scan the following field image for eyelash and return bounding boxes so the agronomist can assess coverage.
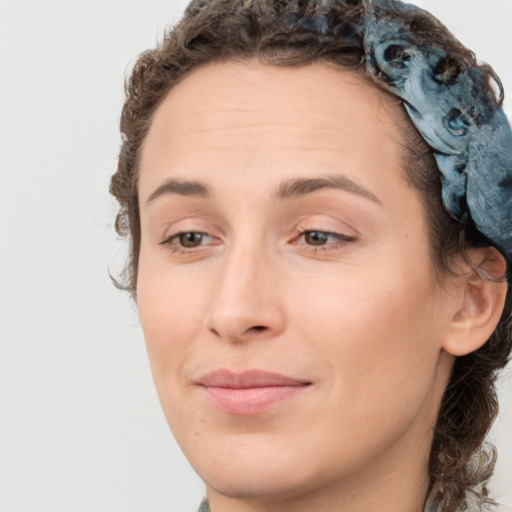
[293,229,357,252]
[160,229,356,254]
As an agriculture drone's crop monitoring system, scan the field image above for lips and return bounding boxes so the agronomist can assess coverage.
[197,369,311,388]
[196,369,312,415]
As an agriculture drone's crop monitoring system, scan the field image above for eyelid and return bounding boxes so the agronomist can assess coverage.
[293,214,358,238]
[294,210,360,231]
[153,210,224,238]
[158,213,222,240]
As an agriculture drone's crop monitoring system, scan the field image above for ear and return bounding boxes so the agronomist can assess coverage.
[442,247,508,357]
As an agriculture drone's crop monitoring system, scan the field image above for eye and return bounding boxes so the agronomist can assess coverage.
[304,231,332,246]
[178,232,204,247]
[296,230,356,248]
[161,231,214,251]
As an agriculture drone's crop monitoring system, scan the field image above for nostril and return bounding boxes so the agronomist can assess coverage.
[251,326,267,332]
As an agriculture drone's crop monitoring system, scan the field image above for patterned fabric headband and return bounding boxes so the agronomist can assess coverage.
[362,0,512,266]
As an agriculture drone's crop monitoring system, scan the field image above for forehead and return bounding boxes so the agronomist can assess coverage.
[138,60,412,209]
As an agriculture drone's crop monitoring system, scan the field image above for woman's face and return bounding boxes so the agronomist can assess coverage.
[136,61,456,506]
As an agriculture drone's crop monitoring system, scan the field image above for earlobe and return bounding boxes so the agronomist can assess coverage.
[442,247,508,357]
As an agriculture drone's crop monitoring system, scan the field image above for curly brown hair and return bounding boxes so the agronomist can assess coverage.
[110,1,512,509]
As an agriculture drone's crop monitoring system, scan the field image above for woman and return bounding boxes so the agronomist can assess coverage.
[110,0,512,510]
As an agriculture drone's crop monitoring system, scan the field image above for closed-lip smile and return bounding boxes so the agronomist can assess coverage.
[196,369,312,415]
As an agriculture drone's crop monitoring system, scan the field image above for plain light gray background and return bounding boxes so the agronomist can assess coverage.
[0,1,510,511]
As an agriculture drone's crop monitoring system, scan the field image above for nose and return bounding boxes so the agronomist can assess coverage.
[206,242,286,342]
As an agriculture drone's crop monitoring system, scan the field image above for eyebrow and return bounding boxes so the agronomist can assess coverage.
[277,175,381,204]
[146,178,209,205]
[145,173,381,206]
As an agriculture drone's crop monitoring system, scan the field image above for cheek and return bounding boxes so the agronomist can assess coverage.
[278,268,444,478]
[291,263,441,413]
[136,258,206,391]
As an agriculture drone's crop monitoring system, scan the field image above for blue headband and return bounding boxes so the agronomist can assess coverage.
[362,1,512,265]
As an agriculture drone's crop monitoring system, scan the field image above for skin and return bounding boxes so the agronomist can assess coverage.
[135,60,504,512]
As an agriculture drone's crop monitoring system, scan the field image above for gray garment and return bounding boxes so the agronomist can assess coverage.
[197,498,440,512]
[197,496,511,512]
[198,498,210,512]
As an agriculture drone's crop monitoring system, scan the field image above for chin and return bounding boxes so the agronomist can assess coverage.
[187,438,341,504]
[202,468,321,503]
